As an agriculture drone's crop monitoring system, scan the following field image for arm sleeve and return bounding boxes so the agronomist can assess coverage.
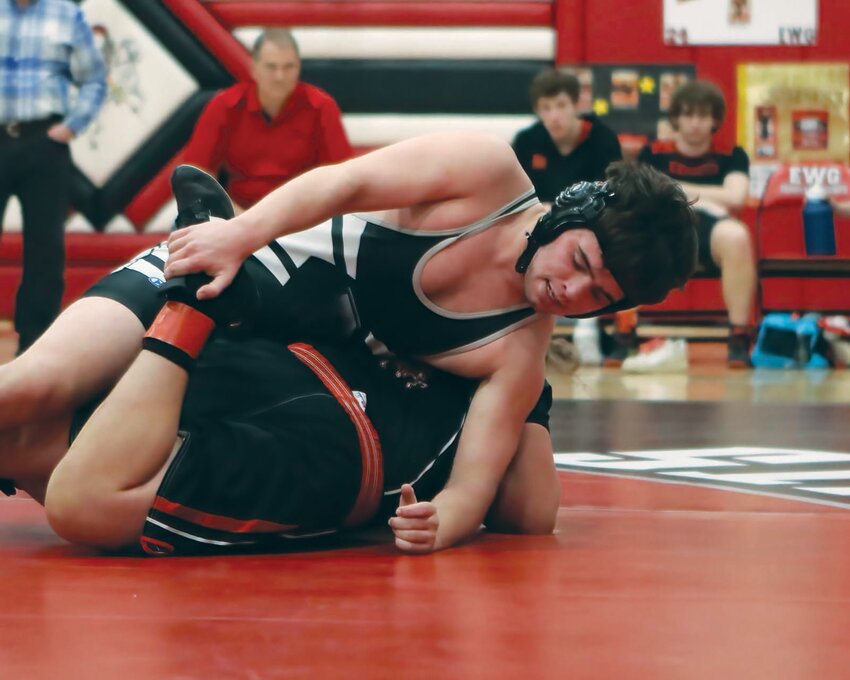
[729,147,750,175]
[181,94,230,174]
[524,380,553,431]
[317,98,353,164]
[65,9,107,135]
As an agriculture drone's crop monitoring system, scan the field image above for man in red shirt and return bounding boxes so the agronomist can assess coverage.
[182,29,352,211]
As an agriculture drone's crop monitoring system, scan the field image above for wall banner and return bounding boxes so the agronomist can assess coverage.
[663,0,818,46]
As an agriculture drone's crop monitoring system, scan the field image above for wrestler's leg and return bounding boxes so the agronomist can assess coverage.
[45,290,217,549]
[45,349,187,550]
[0,416,72,503]
[0,297,144,429]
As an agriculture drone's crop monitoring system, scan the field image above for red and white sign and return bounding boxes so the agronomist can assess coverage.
[664,0,818,46]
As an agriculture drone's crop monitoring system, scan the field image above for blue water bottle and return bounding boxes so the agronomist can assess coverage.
[802,184,836,256]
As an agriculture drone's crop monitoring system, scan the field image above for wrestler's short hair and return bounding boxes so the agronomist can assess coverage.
[669,80,726,131]
[594,161,698,307]
[529,69,580,108]
[252,28,300,60]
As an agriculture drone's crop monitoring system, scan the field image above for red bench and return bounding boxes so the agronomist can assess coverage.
[0,233,164,319]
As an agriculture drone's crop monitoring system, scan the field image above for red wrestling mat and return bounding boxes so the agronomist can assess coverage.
[2,472,849,680]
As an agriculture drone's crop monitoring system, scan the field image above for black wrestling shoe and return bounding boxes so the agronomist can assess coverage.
[171,165,234,230]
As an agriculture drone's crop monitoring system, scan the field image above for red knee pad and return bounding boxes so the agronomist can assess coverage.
[143,302,216,371]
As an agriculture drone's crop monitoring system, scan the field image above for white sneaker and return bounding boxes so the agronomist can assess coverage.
[621,338,689,373]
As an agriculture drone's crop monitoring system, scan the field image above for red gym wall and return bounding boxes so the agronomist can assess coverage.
[555,0,850,153]
[552,0,850,314]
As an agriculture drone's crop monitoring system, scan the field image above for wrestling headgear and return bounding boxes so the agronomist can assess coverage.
[515,181,636,317]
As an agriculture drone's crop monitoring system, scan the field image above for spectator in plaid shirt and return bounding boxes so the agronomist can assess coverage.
[0,0,106,353]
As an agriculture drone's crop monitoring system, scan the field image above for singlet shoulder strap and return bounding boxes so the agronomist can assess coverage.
[354,188,539,237]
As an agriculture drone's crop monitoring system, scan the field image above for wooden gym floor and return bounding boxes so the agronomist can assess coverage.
[1,323,849,679]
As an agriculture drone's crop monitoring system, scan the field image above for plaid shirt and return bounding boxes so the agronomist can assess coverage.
[0,0,106,134]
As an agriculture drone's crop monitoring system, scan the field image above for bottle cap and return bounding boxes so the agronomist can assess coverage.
[805,183,828,201]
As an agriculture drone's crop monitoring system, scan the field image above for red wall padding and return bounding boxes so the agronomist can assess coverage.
[555,0,850,151]
[207,1,553,28]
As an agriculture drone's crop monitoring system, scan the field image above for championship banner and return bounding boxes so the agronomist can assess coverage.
[737,63,849,198]
[663,0,818,46]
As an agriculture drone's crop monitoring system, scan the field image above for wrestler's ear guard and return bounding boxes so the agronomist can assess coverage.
[515,181,640,317]
[514,181,613,274]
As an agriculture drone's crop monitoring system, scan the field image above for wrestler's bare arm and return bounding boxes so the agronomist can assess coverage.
[390,331,549,553]
[484,423,560,535]
[165,132,528,298]
[679,171,749,213]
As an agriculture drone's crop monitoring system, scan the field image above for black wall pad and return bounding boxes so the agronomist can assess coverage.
[119,0,233,88]
[69,168,98,228]
[94,91,215,229]
[300,59,551,114]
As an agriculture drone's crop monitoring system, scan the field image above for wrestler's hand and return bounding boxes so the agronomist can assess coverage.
[389,484,439,554]
[165,219,250,300]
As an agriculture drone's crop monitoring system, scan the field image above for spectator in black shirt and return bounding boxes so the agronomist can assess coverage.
[639,80,755,367]
[513,69,622,204]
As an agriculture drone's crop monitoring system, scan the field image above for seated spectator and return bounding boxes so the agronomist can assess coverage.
[512,69,622,204]
[182,28,352,212]
[637,80,755,368]
[512,68,624,366]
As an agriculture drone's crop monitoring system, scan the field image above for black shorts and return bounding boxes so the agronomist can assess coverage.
[140,338,471,556]
[695,210,720,275]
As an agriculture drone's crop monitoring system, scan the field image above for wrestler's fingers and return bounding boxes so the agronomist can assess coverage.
[399,483,417,507]
[162,255,197,280]
[388,516,433,531]
[195,271,234,300]
[395,502,435,519]
[390,529,435,544]
[394,537,433,554]
[167,225,192,248]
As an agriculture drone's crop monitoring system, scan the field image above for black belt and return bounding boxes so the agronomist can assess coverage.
[0,115,62,140]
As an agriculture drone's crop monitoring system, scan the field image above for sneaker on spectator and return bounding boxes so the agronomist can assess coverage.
[622,338,688,373]
[727,332,752,369]
[602,330,638,367]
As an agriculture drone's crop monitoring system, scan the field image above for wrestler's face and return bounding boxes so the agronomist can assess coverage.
[534,92,578,144]
[524,228,624,316]
[253,41,301,105]
[673,106,716,147]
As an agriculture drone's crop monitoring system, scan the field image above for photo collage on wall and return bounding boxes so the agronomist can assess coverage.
[560,64,696,158]
[737,63,850,199]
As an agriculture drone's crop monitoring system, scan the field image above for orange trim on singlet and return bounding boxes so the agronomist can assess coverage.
[288,343,384,528]
[575,119,592,148]
[151,496,299,534]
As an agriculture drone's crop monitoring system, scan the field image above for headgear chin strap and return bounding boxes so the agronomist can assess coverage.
[515,181,613,274]
[515,180,636,317]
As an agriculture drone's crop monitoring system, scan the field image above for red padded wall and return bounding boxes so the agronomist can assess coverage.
[555,0,850,150]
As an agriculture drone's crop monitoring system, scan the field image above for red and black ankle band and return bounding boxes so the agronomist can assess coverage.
[142,302,216,372]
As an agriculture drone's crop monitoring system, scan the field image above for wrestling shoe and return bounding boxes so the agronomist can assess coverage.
[621,338,689,373]
[171,164,234,230]
[164,165,258,330]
